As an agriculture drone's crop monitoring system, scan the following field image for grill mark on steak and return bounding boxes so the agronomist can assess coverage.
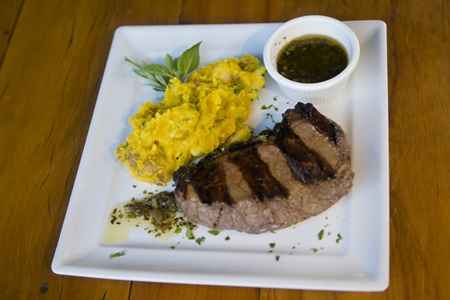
[188,160,234,205]
[221,158,254,203]
[291,103,339,144]
[275,122,335,184]
[229,146,289,201]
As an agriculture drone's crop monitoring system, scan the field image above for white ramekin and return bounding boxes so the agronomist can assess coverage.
[263,15,360,102]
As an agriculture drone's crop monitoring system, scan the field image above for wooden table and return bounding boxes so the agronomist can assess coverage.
[1,0,449,299]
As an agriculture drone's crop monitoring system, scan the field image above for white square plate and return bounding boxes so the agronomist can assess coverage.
[52,21,389,291]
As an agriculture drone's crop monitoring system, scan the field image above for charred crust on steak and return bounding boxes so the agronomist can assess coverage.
[228,146,289,201]
[288,102,340,144]
[274,119,336,184]
[176,159,234,205]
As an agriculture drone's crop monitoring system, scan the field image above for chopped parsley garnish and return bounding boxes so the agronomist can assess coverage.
[109,250,126,259]
[186,226,195,240]
[275,255,280,261]
[269,242,276,248]
[225,236,230,241]
[318,229,325,240]
[195,236,206,245]
[208,229,221,236]
[261,104,279,111]
[336,233,343,243]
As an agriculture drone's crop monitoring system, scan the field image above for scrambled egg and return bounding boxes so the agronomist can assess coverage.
[117,55,266,184]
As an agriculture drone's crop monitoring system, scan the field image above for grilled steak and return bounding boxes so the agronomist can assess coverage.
[174,103,353,233]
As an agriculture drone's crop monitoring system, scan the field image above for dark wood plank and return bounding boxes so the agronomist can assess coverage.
[179,0,284,23]
[387,0,450,299]
[0,0,24,67]
[131,283,259,300]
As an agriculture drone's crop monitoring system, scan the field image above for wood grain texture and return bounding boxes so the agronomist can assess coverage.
[0,0,24,67]
[1,0,449,299]
[0,0,181,299]
[131,283,259,300]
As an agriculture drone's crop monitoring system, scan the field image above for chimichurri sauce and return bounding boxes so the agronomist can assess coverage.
[277,35,348,83]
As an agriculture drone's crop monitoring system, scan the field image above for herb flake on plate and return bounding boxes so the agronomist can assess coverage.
[318,229,325,240]
[336,233,343,243]
[195,236,206,245]
[109,250,126,259]
[208,229,221,236]
[186,226,196,240]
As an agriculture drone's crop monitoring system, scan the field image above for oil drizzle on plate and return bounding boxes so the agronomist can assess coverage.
[103,191,197,244]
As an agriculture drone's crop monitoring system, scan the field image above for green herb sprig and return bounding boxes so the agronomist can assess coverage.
[125,42,201,92]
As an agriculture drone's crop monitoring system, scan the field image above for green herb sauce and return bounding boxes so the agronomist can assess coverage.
[277,35,348,83]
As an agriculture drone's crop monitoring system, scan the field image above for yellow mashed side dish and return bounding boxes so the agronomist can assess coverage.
[116,55,266,184]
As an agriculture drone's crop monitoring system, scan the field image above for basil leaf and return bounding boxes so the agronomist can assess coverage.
[165,54,177,72]
[140,64,173,78]
[150,73,169,88]
[147,81,166,92]
[125,57,141,69]
[147,82,165,91]
[125,42,201,92]
[151,85,165,92]
[177,42,201,79]
[146,74,166,91]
